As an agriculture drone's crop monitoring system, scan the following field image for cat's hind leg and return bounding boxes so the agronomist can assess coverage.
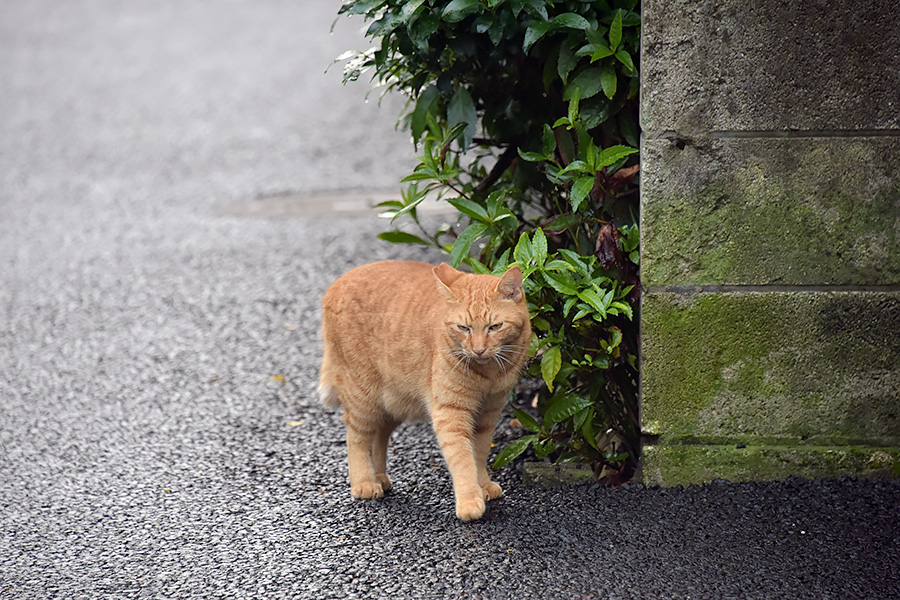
[372,419,399,492]
[344,422,383,499]
[340,388,388,499]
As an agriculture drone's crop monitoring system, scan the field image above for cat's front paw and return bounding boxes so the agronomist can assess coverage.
[482,481,503,501]
[375,473,392,492]
[456,495,487,521]
[351,481,385,500]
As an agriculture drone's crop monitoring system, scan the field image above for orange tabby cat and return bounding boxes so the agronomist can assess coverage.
[319,260,531,521]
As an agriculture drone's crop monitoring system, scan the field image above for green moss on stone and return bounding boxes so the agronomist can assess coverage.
[641,291,900,446]
[641,137,900,287]
[641,444,900,487]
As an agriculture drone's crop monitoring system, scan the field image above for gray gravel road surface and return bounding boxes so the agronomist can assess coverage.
[2,2,898,599]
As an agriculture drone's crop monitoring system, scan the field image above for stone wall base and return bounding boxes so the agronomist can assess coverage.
[641,444,900,487]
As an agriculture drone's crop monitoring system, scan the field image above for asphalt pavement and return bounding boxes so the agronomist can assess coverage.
[1,2,898,599]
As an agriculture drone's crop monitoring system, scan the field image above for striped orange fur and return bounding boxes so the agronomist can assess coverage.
[319,260,531,521]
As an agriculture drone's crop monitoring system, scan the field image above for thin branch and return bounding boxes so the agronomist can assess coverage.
[475,144,519,195]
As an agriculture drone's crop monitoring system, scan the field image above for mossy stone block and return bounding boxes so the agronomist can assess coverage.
[641,137,900,287]
[641,444,900,488]
[641,291,900,446]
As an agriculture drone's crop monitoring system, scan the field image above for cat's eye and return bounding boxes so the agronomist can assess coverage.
[456,324,471,334]
[488,323,504,332]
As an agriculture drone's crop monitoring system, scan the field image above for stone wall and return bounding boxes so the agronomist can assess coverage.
[639,0,900,485]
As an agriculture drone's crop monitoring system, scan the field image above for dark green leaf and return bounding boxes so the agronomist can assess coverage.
[449,222,488,267]
[540,215,578,235]
[544,259,572,272]
[557,248,591,276]
[570,176,594,212]
[551,13,591,30]
[473,15,493,34]
[374,199,404,209]
[568,88,581,124]
[609,9,623,51]
[615,49,635,74]
[488,18,506,45]
[608,327,623,349]
[577,288,610,316]
[531,228,548,266]
[579,95,613,128]
[513,231,533,265]
[590,44,614,62]
[600,65,617,100]
[442,122,469,146]
[572,406,591,432]
[581,410,599,450]
[388,192,427,221]
[492,434,538,469]
[523,21,551,54]
[513,407,541,433]
[400,170,437,182]
[541,124,557,156]
[557,160,593,178]
[441,0,482,23]
[533,437,559,460]
[447,197,490,222]
[542,271,579,296]
[620,10,641,27]
[517,148,547,162]
[523,0,548,21]
[544,394,593,428]
[564,68,605,100]
[531,316,551,331]
[557,40,578,84]
[609,301,634,319]
[466,259,491,274]
[508,0,526,18]
[447,88,477,149]
[401,0,427,21]
[377,231,430,245]
[491,247,509,274]
[572,307,591,321]
[411,86,439,142]
[596,145,639,168]
[341,0,385,16]
[409,14,440,52]
[540,345,562,392]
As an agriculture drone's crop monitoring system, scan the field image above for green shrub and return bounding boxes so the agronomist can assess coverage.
[337,0,641,479]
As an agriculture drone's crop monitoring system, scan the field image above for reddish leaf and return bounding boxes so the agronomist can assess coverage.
[596,222,624,270]
[607,163,640,191]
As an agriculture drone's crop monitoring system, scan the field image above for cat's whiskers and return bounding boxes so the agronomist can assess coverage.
[492,343,529,373]
[446,348,471,374]
[493,352,513,372]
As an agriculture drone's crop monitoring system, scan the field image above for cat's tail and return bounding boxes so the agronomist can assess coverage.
[318,380,340,409]
[318,345,341,409]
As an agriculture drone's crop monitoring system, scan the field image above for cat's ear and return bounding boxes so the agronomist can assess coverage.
[433,263,464,302]
[497,265,524,302]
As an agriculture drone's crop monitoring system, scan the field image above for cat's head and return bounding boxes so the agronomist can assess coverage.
[433,263,531,369]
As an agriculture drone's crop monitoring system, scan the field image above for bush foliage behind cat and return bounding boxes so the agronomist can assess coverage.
[319,260,531,521]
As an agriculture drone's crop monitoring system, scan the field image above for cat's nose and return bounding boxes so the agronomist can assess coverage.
[473,347,486,357]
